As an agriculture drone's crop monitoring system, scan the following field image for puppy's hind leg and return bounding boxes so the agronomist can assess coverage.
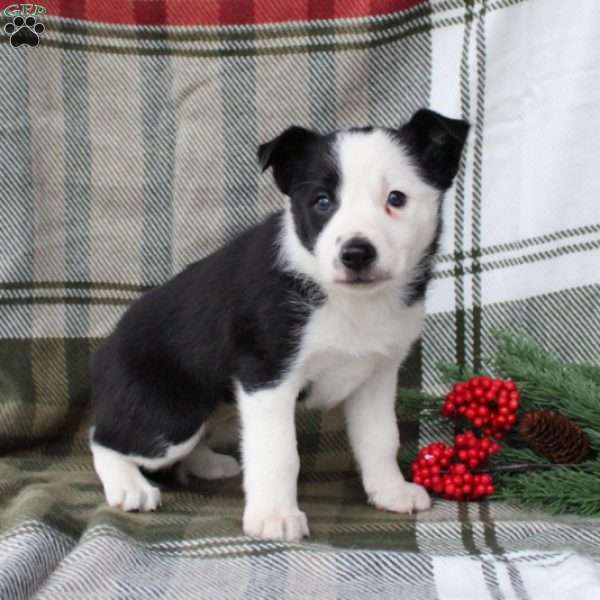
[176,442,241,483]
[91,441,161,512]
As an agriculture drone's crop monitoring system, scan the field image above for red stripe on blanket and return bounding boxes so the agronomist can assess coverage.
[34,0,425,26]
[133,0,167,26]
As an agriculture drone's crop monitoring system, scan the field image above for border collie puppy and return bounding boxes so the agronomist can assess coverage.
[91,109,469,541]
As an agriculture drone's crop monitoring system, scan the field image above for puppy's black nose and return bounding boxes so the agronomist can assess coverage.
[340,238,377,271]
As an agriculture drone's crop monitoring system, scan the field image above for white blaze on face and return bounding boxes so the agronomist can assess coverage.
[313,130,441,290]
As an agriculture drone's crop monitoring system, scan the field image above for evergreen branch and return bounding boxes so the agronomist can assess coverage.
[494,466,600,516]
[482,461,598,473]
[437,362,479,386]
[396,387,444,419]
[491,446,550,466]
[574,363,600,387]
[490,330,600,435]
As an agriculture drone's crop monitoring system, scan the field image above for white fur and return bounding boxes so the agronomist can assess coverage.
[91,442,163,512]
[95,130,437,533]
[92,422,240,512]
[344,358,431,513]
[321,130,438,291]
[238,378,310,542]
[177,443,241,483]
[238,130,438,540]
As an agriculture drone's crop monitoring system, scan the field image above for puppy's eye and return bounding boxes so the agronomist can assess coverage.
[387,190,407,209]
[314,193,334,213]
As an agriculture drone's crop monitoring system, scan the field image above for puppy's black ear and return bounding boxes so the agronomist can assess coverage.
[258,126,319,196]
[400,109,470,190]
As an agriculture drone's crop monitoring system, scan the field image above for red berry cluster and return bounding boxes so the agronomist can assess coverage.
[411,377,521,502]
[442,376,520,439]
[411,439,497,500]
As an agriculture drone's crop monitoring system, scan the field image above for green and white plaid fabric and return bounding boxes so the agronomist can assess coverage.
[1,0,600,598]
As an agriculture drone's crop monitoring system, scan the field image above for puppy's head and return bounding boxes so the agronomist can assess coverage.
[259,109,469,294]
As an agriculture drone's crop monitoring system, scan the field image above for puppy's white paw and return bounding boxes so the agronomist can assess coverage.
[105,473,161,512]
[177,447,241,483]
[243,508,310,542]
[92,442,162,512]
[200,453,241,479]
[370,481,431,514]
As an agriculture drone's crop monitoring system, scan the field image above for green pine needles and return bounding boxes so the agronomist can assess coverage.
[401,329,600,516]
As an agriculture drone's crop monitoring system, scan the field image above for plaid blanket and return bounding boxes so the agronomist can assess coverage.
[1,0,600,598]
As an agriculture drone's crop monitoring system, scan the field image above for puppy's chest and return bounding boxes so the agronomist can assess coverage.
[297,298,423,410]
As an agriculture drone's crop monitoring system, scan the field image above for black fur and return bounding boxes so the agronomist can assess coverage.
[395,109,469,302]
[404,216,443,306]
[93,109,468,460]
[259,127,340,251]
[92,212,323,458]
[395,109,470,191]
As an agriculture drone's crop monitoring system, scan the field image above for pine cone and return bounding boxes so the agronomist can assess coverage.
[519,410,590,464]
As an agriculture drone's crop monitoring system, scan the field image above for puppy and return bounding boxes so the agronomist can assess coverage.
[91,109,469,541]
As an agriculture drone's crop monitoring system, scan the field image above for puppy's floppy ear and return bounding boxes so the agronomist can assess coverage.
[400,109,470,190]
[258,126,319,196]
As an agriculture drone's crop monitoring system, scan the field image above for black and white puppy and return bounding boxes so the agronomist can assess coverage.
[91,109,469,541]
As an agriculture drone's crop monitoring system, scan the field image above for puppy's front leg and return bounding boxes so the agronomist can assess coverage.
[237,380,309,542]
[344,359,431,514]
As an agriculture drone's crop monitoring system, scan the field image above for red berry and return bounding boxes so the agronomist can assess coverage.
[508,399,519,412]
[465,408,477,420]
[478,406,490,417]
[458,450,469,461]
[445,484,456,496]
[507,414,517,425]
[486,485,495,495]
[452,475,463,486]
[440,457,450,467]
[494,432,504,440]
[474,418,484,428]
[455,434,466,447]
[462,484,472,495]
[473,387,484,399]
[454,463,467,475]
[424,478,432,488]
[504,381,517,392]
[468,458,479,469]
[474,484,486,497]
[484,390,495,402]
[444,447,455,458]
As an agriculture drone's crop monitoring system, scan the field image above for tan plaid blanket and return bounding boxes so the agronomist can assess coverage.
[1,0,600,598]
